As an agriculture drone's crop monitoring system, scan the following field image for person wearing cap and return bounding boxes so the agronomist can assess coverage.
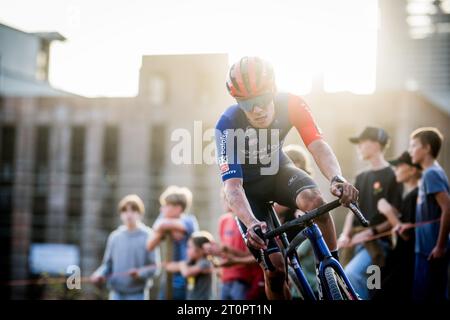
[373,151,421,300]
[338,127,403,300]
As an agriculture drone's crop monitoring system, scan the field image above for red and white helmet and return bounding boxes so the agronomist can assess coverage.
[226,56,276,99]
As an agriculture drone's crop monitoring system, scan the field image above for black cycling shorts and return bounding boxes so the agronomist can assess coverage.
[237,163,318,261]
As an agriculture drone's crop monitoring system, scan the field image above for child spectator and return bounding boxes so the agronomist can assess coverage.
[147,186,199,300]
[373,151,421,300]
[165,231,214,300]
[408,127,450,301]
[90,194,160,300]
[203,188,262,300]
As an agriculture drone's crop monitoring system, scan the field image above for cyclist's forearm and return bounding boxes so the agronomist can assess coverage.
[224,180,258,227]
[307,140,342,181]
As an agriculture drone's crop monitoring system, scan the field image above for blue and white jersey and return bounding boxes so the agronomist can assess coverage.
[215,92,322,182]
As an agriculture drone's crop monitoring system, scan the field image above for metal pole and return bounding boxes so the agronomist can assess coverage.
[164,232,173,300]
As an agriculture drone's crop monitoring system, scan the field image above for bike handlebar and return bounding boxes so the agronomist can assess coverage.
[263,199,369,240]
[254,225,265,241]
[252,225,276,271]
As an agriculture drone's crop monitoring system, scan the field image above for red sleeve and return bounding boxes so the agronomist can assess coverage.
[287,94,323,146]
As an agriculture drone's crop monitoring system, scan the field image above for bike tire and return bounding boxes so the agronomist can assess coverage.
[324,267,344,300]
[335,271,359,300]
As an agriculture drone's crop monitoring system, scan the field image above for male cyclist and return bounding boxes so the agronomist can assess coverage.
[214,56,359,299]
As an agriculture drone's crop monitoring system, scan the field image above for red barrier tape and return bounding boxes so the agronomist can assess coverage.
[2,219,442,286]
[340,218,441,248]
[2,270,143,287]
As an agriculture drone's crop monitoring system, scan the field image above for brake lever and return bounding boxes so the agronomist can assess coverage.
[335,184,369,227]
[252,226,275,271]
[348,202,370,227]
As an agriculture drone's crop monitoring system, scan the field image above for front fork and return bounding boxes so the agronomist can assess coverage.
[305,223,359,300]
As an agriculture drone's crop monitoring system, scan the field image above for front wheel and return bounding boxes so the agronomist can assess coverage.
[324,267,343,300]
[323,267,359,300]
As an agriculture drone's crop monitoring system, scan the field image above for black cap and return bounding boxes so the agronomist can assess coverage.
[389,151,421,169]
[349,127,390,146]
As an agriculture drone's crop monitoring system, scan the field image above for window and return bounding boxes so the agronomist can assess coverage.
[0,126,15,182]
[35,46,49,81]
[100,126,119,234]
[407,0,450,39]
[0,125,16,294]
[67,126,85,245]
[149,124,166,173]
[148,75,167,105]
[31,126,50,243]
[148,124,166,221]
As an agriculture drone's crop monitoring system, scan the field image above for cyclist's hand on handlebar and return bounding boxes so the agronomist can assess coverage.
[330,181,359,207]
[246,221,268,250]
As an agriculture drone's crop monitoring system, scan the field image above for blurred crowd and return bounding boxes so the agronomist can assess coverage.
[90,126,449,301]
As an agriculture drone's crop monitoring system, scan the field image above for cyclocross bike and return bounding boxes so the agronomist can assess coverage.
[236,197,369,300]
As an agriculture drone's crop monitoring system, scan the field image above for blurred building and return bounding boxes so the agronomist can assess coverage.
[377,0,450,112]
[0,1,450,299]
[407,0,450,111]
[0,48,230,299]
[0,23,71,97]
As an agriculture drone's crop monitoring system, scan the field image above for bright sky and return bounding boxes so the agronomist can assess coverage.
[0,0,378,97]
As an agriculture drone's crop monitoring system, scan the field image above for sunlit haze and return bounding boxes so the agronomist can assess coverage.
[0,0,378,97]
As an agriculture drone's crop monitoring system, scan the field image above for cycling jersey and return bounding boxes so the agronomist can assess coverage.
[215,92,322,182]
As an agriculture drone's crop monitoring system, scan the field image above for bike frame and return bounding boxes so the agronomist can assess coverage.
[267,205,359,300]
[302,222,359,300]
[268,206,317,300]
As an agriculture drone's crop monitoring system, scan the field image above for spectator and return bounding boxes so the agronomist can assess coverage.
[90,194,160,300]
[373,151,421,300]
[338,127,402,299]
[204,188,263,300]
[165,231,214,300]
[408,127,450,301]
[147,186,199,300]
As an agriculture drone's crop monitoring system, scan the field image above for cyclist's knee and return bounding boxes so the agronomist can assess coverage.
[296,188,325,212]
